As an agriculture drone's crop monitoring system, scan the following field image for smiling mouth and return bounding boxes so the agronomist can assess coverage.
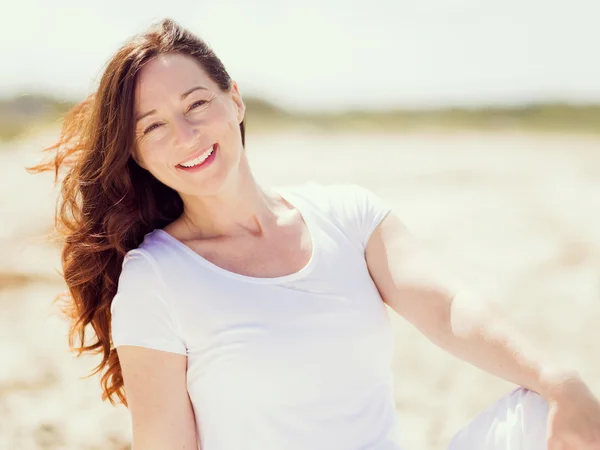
[177,144,216,168]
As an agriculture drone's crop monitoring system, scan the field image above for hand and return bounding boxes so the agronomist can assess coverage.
[544,374,600,449]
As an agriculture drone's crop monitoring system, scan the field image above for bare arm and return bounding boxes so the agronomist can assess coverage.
[365,210,582,399]
[117,346,199,450]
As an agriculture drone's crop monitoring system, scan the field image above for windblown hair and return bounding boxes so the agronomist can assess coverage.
[27,18,245,406]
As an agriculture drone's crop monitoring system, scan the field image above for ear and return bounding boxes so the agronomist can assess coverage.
[230,80,246,124]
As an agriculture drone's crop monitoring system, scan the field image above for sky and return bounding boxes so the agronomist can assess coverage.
[2,0,599,111]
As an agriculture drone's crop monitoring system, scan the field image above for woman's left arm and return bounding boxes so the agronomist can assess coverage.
[365,211,600,449]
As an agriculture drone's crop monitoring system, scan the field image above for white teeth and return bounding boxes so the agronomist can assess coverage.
[179,145,215,168]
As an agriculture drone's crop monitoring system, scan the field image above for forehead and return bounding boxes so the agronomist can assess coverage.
[134,53,215,105]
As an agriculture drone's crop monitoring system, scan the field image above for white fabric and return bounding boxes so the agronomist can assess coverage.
[110,181,551,450]
[110,181,406,450]
[447,387,550,450]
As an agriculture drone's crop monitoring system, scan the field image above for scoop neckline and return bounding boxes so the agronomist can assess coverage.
[152,185,319,284]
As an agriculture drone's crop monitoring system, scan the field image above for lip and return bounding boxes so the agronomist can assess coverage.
[176,143,216,167]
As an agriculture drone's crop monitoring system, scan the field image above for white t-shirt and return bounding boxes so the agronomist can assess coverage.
[110,181,406,450]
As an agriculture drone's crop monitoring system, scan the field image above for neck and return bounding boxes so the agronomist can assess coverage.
[177,155,281,240]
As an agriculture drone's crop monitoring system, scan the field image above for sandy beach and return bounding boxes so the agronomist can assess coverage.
[1,128,599,449]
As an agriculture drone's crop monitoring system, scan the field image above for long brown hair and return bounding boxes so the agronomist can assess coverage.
[27,18,245,406]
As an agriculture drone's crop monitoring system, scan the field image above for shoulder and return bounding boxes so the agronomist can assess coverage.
[111,246,187,354]
[120,229,179,274]
[118,226,181,286]
[275,180,383,210]
[117,247,164,291]
[276,181,392,249]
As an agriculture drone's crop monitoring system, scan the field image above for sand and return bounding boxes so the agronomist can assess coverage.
[1,128,599,449]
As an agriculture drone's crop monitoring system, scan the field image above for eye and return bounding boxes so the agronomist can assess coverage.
[143,123,161,135]
[188,100,208,111]
[141,100,208,135]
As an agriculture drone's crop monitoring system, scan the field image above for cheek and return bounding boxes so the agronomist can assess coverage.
[204,101,239,136]
[137,142,173,178]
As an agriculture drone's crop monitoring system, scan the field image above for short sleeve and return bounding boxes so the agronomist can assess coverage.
[327,183,393,249]
[110,249,187,355]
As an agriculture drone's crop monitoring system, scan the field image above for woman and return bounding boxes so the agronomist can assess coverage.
[30,18,600,450]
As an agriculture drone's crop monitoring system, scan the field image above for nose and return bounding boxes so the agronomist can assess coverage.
[173,113,198,145]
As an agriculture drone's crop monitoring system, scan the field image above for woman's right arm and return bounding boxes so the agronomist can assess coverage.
[117,345,199,450]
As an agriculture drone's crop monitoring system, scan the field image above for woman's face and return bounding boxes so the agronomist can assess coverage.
[132,52,245,196]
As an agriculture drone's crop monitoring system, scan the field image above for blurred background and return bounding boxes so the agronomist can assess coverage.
[1,1,599,449]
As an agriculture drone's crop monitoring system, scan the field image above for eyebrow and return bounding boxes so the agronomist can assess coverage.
[135,85,209,124]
